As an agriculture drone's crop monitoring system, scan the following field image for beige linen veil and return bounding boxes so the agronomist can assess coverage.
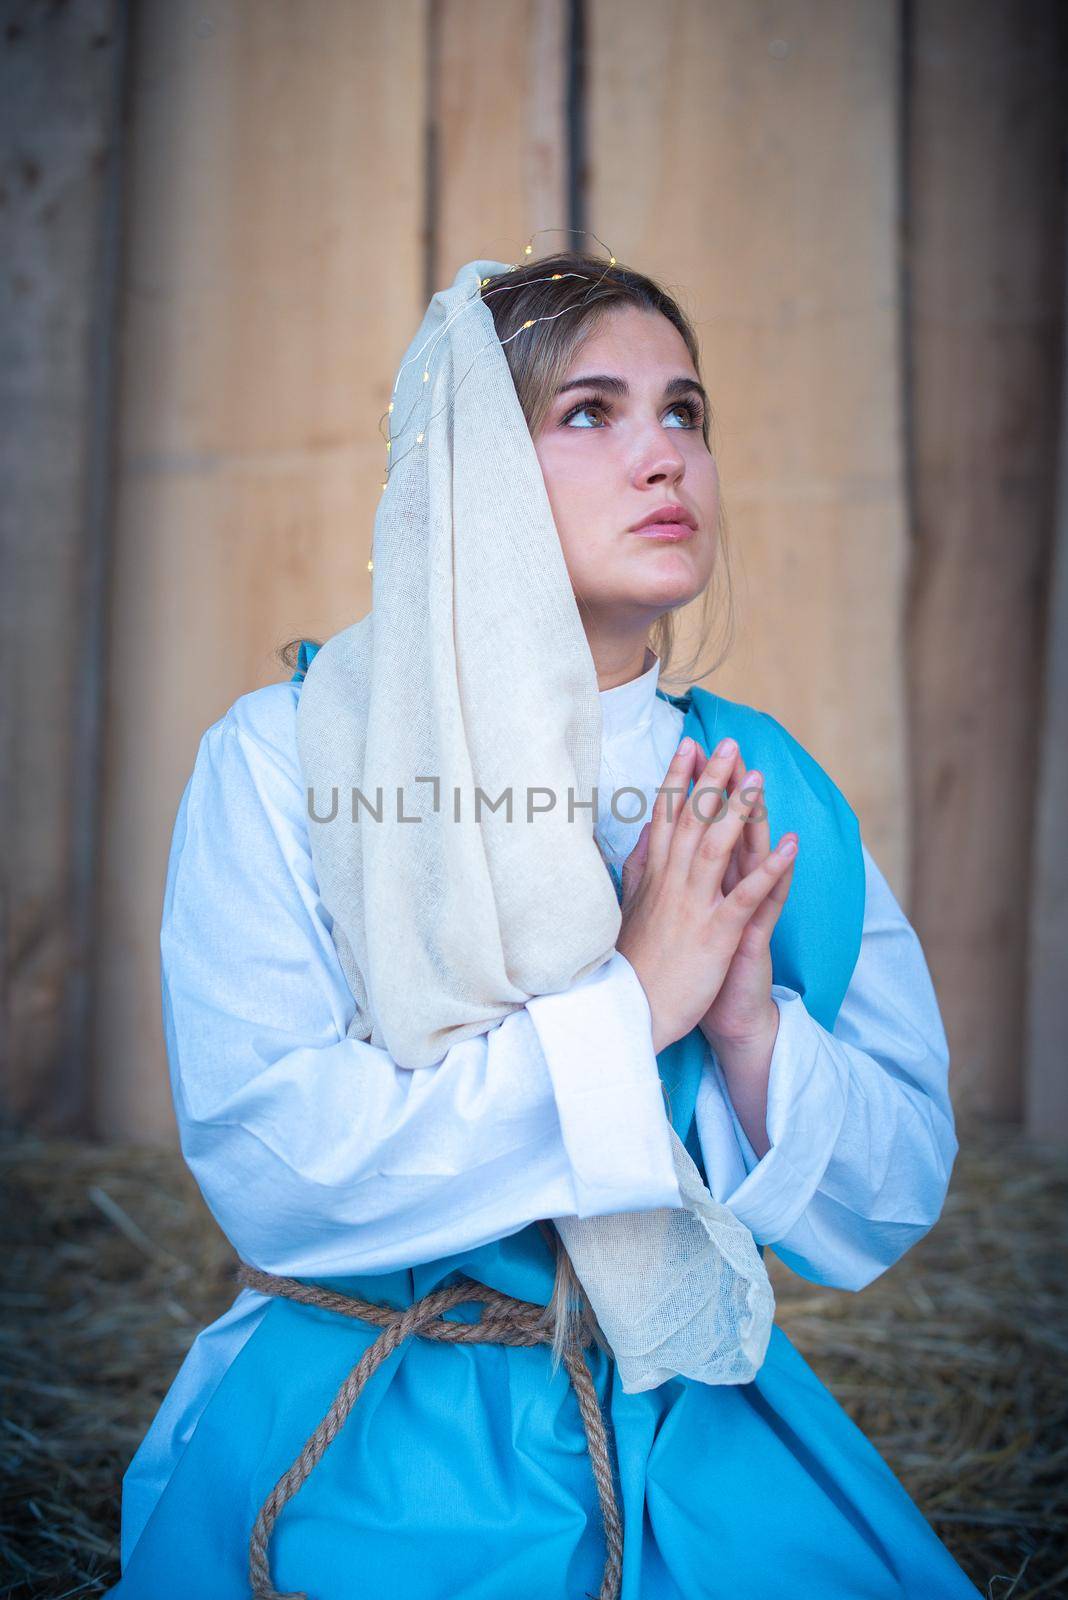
[295,256,774,1394]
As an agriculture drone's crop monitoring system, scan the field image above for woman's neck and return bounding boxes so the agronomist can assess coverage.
[591,640,657,693]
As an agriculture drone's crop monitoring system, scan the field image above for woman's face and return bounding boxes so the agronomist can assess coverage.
[533,305,720,642]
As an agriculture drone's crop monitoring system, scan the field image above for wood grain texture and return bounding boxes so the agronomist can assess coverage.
[1,0,126,1133]
[93,0,427,1136]
[434,0,569,280]
[587,0,909,897]
[907,0,1066,1118]
[1026,231,1068,1141]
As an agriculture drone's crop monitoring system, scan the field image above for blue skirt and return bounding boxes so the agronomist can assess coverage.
[107,1221,982,1600]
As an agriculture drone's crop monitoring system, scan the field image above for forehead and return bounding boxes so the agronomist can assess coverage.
[567,305,696,377]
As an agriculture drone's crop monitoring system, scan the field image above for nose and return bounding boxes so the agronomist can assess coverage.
[633,425,686,488]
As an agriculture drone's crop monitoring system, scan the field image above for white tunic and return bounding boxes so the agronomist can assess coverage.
[119,651,958,1567]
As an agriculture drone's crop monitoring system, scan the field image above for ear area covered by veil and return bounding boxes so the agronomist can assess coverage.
[294,254,775,1394]
[295,257,621,1070]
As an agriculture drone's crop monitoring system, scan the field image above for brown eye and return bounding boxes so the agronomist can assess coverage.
[561,400,609,427]
[666,401,704,428]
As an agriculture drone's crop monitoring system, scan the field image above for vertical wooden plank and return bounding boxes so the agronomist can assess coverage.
[1026,241,1068,1141]
[908,0,1067,1119]
[434,0,569,281]
[1,0,127,1133]
[92,0,428,1138]
[587,0,909,898]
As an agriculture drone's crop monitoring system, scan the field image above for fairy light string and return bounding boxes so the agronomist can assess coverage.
[367,229,620,573]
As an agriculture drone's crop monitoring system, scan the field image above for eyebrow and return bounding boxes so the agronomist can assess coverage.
[555,373,709,408]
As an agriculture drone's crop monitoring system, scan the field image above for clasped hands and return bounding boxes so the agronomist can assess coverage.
[615,734,798,1064]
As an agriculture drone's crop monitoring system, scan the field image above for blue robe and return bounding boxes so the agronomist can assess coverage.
[108,642,981,1599]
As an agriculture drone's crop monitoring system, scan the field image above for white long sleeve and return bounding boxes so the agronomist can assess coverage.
[161,683,683,1283]
[697,842,958,1291]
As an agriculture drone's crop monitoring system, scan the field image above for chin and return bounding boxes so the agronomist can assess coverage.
[634,564,709,609]
[588,551,712,613]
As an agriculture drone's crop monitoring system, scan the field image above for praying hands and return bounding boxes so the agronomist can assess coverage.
[616,736,798,1157]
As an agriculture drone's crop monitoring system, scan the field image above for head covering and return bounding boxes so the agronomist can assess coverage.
[295,256,773,1393]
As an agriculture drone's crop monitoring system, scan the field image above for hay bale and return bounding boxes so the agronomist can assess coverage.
[1,1118,1064,1597]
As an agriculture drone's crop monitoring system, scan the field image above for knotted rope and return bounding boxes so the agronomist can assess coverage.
[235,1262,624,1600]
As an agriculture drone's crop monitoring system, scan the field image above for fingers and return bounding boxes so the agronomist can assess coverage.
[717,834,798,938]
[719,752,749,895]
[649,734,788,908]
[742,837,796,942]
[721,748,769,862]
[736,766,771,869]
[634,818,652,865]
[620,819,652,908]
[647,738,703,877]
[680,742,765,889]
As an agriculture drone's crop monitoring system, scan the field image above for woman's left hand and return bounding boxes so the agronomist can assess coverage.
[693,744,796,1051]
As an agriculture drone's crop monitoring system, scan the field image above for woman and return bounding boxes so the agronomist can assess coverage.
[108,252,981,1598]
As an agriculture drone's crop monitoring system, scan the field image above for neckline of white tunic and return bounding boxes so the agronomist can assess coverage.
[598,645,662,741]
[595,649,686,871]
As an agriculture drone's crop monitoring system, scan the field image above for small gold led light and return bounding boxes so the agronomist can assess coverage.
[374,235,618,572]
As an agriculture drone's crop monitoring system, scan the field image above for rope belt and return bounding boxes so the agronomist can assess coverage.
[235,1262,624,1600]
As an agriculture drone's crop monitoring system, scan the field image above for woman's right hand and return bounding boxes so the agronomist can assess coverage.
[616,736,797,1055]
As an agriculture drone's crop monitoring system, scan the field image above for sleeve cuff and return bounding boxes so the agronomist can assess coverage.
[525,951,684,1218]
[717,984,850,1243]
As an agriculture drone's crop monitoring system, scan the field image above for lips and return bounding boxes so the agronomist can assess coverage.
[633,524,694,541]
[629,504,698,534]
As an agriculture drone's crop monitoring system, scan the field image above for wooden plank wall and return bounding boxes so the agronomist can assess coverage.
[588,0,910,892]
[2,1,1060,1139]
[91,0,428,1136]
[907,0,1066,1122]
[1026,206,1068,1143]
[1,0,127,1134]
